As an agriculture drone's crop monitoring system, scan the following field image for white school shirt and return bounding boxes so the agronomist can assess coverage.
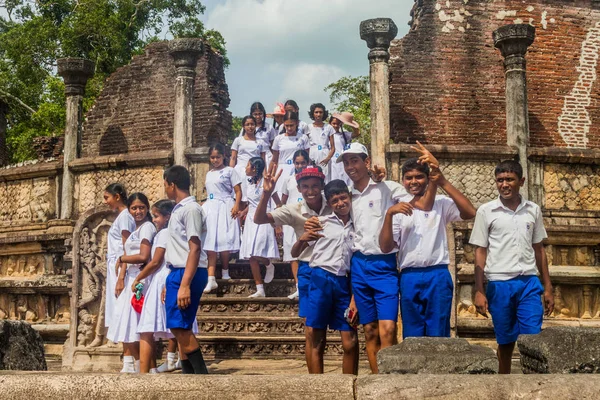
[333,130,352,158]
[351,179,411,255]
[309,214,355,276]
[107,208,136,260]
[393,195,462,269]
[306,123,335,154]
[165,196,208,269]
[270,195,332,262]
[243,179,265,210]
[281,174,303,205]
[271,134,310,166]
[239,122,277,145]
[469,196,547,282]
[278,120,309,136]
[124,221,157,267]
[205,167,242,201]
[151,229,168,261]
[231,136,266,167]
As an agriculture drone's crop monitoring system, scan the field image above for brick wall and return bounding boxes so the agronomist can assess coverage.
[391,0,600,149]
[80,41,231,157]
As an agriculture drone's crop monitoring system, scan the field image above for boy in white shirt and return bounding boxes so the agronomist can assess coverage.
[379,158,476,338]
[469,160,554,374]
[163,165,209,374]
[291,179,359,375]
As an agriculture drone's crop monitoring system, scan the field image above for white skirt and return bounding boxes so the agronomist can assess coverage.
[137,265,168,336]
[310,146,331,182]
[330,160,352,186]
[240,207,280,260]
[104,256,118,328]
[275,164,295,195]
[202,199,241,252]
[234,164,250,198]
[106,265,143,343]
[282,225,297,262]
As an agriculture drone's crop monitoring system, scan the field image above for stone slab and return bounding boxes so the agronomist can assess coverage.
[518,326,600,373]
[377,337,498,374]
[0,320,47,371]
[356,375,600,400]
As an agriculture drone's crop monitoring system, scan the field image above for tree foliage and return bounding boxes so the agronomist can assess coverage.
[324,75,370,146]
[0,0,227,163]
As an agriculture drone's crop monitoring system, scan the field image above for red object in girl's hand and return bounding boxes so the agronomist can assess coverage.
[131,294,144,313]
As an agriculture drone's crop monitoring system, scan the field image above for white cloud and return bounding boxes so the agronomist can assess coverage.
[204,0,413,116]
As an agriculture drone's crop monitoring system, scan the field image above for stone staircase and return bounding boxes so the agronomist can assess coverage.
[196,262,361,360]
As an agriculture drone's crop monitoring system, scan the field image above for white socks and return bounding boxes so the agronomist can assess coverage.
[264,263,275,284]
[157,352,177,373]
[222,269,231,280]
[204,276,218,293]
[249,284,266,298]
[288,284,299,300]
[120,356,136,374]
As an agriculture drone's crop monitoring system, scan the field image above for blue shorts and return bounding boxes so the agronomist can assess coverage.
[351,252,399,325]
[399,265,453,338]
[305,267,353,331]
[487,275,544,345]
[297,261,312,318]
[165,266,208,330]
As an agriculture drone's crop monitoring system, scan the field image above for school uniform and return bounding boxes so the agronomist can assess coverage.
[330,131,353,186]
[270,196,332,317]
[305,123,335,181]
[231,136,266,196]
[239,179,280,260]
[164,196,209,330]
[278,120,309,136]
[271,133,310,195]
[469,196,547,345]
[350,179,410,325]
[107,221,156,343]
[202,167,242,252]
[393,195,462,338]
[239,123,277,166]
[305,214,355,331]
[280,175,303,262]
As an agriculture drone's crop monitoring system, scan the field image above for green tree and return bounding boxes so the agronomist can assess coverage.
[0,0,227,163]
[228,116,242,146]
[324,75,370,147]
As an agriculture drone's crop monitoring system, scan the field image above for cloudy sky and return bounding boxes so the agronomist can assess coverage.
[201,0,413,117]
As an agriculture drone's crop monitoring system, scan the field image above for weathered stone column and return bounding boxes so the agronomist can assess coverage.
[493,24,535,199]
[0,100,8,166]
[57,58,95,219]
[169,39,203,167]
[360,18,398,171]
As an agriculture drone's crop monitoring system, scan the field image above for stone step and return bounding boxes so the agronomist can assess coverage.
[199,296,298,316]
[213,262,294,280]
[202,279,297,298]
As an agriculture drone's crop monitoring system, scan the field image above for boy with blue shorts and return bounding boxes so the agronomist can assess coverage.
[291,179,359,375]
[379,158,476,338]
[470,160,554,374]
[163,165,209,374]
[306,142,437,373]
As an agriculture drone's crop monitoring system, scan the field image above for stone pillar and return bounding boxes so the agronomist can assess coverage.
[169,39,203,168]
[360,18,398,172]
[0,101,8,166]
[57,58,95,219]
[493,24,535,199]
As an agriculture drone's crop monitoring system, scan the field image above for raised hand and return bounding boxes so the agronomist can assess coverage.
[428,163,446,186]
[410,141,439,167]
[370,164,387,182]
[263,163,282,194]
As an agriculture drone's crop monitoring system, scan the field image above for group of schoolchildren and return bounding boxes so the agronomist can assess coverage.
[102,99,555,376]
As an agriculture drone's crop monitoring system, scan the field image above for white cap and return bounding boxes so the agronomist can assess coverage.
[336,142,369,163]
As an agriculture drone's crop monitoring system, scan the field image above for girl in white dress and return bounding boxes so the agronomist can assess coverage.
[203,143,242,293]
[270,110,311,195]
[278,100,309,135]
[239,157,280,298]
[329,112,361,186]
[132,199,174,374]
[271,102,285,133]
[107,192,156,373]
[103,183,135,331]
[279,150,309,300]
[231,115,266,196]
[306,103,335,181]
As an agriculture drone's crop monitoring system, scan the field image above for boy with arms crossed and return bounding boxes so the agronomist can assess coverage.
[163,165,209,374]
[469,160,554,374]
[379,159,476,338]
[291,179,359,375]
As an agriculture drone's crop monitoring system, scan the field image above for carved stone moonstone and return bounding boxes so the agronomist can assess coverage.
[360,18,398,63]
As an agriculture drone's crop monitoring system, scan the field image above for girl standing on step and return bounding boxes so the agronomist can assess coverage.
[279,150,309,300]
[238,102,277,167]
[278,100,309,136]
[231,115,266,197]
[203,143,243,293]
[239,157,279,297]
[107,192,156,373]
[306,103,335,181]
[329,112,360,186]
[134,199,175,373]
[103,183,135,334]
[270,110,310,196]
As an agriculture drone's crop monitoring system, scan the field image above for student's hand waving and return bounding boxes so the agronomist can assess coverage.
[474,290,489,318]
[544,288,555,316]
[410,141,439,167]
[263,163,282,195]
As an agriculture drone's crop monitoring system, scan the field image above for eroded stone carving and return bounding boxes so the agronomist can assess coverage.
[0,293,68,323]
[544,163,600,211]
[0,254,47,277]
[0,177,55,226]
